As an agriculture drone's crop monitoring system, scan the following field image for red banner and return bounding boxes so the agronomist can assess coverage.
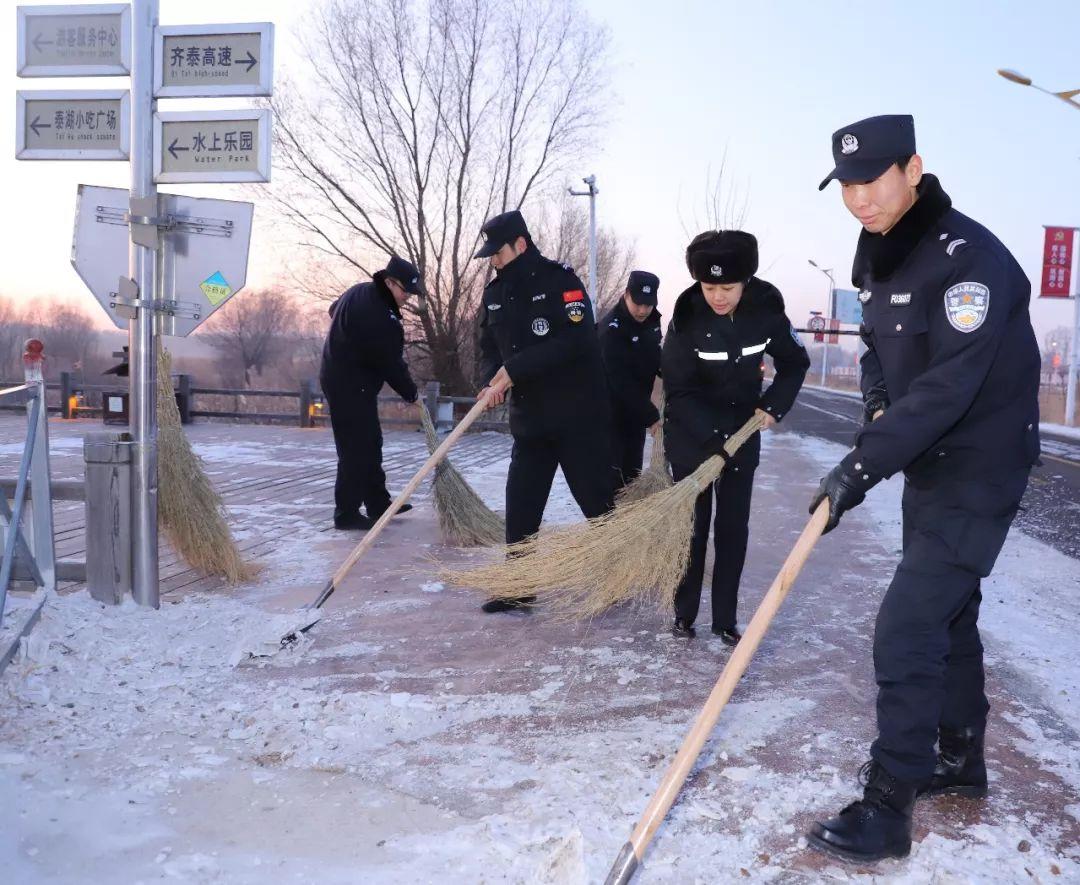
[1041,226,1075,297]
[828,318,840,345]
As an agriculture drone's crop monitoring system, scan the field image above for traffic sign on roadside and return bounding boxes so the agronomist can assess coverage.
[16,4,131,77]
[16,89,130,159]
[154,23,274,97]
[153,109,270,183]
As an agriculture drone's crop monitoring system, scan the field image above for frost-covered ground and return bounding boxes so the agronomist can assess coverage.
[1,427,1078,883]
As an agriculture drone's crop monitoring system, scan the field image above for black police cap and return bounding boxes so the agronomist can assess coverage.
[686,230,759,284]
[384,255,423,294]
[473,210,531,258]
[819,114,916,191]
[626,270,659,306]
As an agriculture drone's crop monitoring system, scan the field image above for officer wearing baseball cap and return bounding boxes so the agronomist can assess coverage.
[663,230,809,645]
[599,271,663,490]
[320,255,423,530]
[474,209,616,613]
[806,115,1041,863]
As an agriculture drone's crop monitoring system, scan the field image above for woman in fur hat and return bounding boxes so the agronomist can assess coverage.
[662,230,810,643]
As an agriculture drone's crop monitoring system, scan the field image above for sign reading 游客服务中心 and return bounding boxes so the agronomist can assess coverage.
[17,4,131,77]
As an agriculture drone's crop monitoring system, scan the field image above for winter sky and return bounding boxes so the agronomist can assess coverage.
[1,0,1078,352]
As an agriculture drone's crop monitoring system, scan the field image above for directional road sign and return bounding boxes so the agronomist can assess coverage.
[71,184,254,337]
[154,23,274,97]
[153,109,270,183]
[16,89,130,159]
[17,4,131,77]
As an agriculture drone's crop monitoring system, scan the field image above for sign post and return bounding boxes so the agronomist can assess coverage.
[17,3,131,76]
[1039,226,1079,427]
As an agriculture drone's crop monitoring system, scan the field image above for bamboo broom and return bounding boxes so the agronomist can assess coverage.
[615,394,673,506]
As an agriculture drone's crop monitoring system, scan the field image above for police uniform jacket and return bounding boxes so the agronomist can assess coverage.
[599,298,663,429]
[478,245,609,437]
[851,174,1041,482]
[320,271,418,402]
[663,278,810,470]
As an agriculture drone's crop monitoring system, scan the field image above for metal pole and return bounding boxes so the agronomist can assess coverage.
[820,272,834,387]
[587,175,598,302]
[1067,288,1079,426]
[129,0,160,608]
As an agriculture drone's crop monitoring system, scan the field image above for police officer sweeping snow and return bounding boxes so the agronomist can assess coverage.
[807,115,1041,863]
[663,230,809,645]
[475,209,616,613]
[320,255,423,531]
[599,271,663,490]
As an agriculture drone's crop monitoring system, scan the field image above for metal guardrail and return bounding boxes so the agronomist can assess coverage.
[0,341,56,635]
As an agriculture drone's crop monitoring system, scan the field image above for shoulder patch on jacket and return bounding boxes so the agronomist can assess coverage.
[944,237,968,257]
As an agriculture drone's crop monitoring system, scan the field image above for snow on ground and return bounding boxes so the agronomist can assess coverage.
[1,428,1078,883]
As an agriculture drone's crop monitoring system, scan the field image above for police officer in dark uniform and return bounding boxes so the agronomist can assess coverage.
[599,271,663,489]
[807,115,1041,863]
[475,210,615,613]
[320,255,423,530]
[663,230,810,644]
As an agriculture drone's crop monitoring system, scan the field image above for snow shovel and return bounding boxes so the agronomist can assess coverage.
[604,500,831,885]
[278,389,502,648]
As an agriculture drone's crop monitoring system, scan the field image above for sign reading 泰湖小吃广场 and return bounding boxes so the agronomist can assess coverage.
[153,109,271,183]
[155,23,274,97]
[16,90,130,160]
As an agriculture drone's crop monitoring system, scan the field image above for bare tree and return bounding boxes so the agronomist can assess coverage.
[269,0,612,393]
[678,149,750,239]
[201,288,297,387]
[543,195,636,314]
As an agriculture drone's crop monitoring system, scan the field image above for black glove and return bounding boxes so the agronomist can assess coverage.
[809,452,879,534]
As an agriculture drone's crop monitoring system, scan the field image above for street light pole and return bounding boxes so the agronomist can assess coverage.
[998,68,1080,426]
[569,175,599,305]
[809,260,836,388]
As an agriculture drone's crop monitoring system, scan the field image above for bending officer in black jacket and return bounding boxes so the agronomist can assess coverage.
[320,255,422,531]
[599,270,663,490]
[474,210,616,613]
[663,230,810,645]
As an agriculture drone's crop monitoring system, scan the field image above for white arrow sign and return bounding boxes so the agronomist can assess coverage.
[16,4,131,77]
[153,109,271,183]
[16,90,130,160]
[154,23,274,97]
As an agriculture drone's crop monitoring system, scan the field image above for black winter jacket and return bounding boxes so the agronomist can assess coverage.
[663,278,810,470]
[598,298,662,429]
[320,271,417,402]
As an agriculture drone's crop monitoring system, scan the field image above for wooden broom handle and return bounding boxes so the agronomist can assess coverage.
[627,501,830,857]
[329,393,494,588]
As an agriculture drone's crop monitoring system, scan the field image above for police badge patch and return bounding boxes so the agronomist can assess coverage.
[566,302,585,324]
[532,317,551,336]
[944,282,990,333]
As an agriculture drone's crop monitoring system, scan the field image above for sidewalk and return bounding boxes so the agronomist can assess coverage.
[1,426,1078,883]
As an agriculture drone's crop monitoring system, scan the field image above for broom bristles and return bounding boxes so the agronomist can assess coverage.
[157,346,256,583]
[420,404,505,547]
[443,415,763,619]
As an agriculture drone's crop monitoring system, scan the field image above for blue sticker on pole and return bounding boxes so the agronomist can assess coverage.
[200,271,233,306]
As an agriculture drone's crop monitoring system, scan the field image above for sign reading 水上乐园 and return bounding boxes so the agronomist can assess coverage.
[153,110,270,183]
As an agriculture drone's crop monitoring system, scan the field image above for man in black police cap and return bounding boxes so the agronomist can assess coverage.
[806,115,1041,862]
[599,271,663,490]
[320,255,423,530]
[475,209,615,612]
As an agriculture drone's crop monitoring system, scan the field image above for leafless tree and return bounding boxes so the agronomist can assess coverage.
[268,0,612,393]
[543,195,636,314]
[201,287,296,387]
[678,149,751,239]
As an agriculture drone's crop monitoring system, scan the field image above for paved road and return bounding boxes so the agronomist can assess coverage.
[782,386,1080,560]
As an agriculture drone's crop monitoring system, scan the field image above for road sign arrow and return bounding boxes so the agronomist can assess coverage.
[32,33,54,53]
[239,50,258,73]
[168,137,190,160]
[29,116,52,138]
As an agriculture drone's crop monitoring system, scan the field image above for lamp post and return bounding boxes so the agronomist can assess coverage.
[998,68,1080,426]
[569,175,599,306]
[809,259,836,387]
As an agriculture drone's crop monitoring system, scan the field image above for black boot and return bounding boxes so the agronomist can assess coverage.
[920,726,987,798]
[481,595,536,614]
[671,619,696,639]
[712,624,742,647]
[334,512,374,531]
[808,761,918,863]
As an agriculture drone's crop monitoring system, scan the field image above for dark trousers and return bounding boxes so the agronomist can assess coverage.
[505,429,616,545]
[612,421,647,490]
[323,384,391,522]
[671,460,756,629]
[870,469,1029,784]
